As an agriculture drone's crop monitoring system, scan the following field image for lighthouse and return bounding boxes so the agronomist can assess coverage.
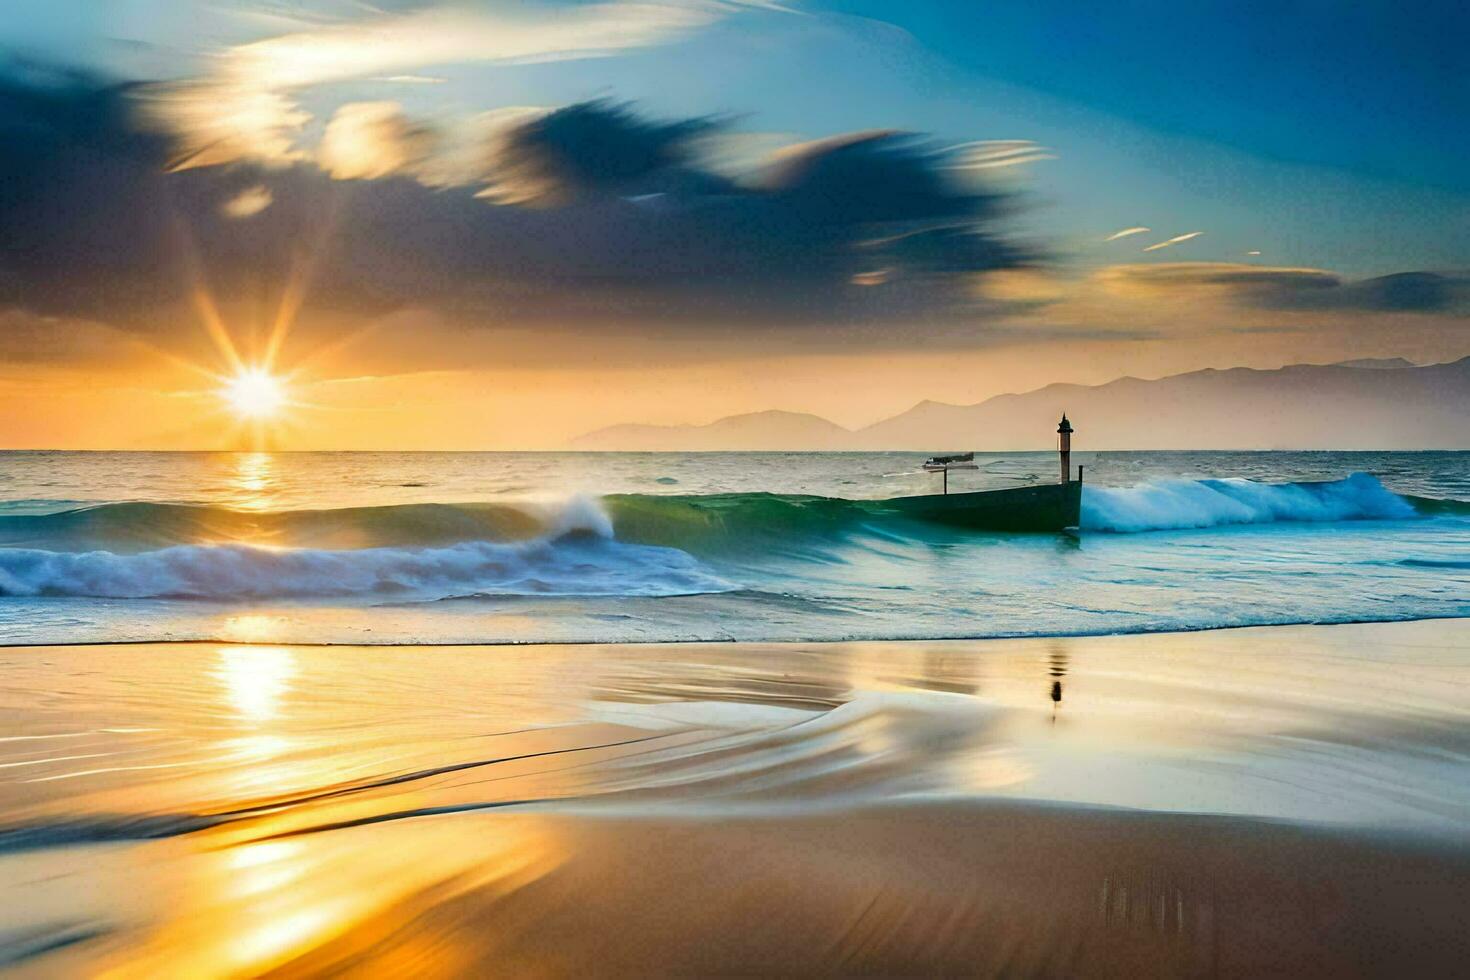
[1057,413,1073,483]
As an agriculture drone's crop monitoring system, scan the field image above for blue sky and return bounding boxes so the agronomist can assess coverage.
[821,1,1467,192]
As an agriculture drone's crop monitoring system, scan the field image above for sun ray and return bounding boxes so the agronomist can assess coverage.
[261,255,312,374]
[161,204,247,374]
[192,285,245,373]
[261,183,350,372]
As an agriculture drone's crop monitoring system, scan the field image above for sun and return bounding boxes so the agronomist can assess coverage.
[221,368,287,419]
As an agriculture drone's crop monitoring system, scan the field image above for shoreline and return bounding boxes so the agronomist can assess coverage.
[5,611,1469,650]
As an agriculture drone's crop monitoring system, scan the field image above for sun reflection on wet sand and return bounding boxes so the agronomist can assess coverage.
[73,818,567,979]
[215,646,297,723]
[5,623,1470,975]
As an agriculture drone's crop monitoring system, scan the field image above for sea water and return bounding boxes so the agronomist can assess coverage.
[0,450,1466,645]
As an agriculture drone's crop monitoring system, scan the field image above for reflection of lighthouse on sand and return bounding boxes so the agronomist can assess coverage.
[1057,413,1073,484]
[1047,643,1068,721]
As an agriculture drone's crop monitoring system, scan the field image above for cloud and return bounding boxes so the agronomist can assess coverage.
[760,131,1004,226]
[958,262,1470,354]
[1141,231,1203,252]
[0,73,1032,355]
[1274,271,1470,312]
[945,140,1055,171]
[0,74,186,316]
[142,1,752,171]
[7,67,1463,383]
[220,184,274,218]
[863,224,1028,276]
[318,101,434,180]
[1103,226,1149,242]
[484,99,721,205]
[1094,263,1470,314]
[1098,262,1341,294]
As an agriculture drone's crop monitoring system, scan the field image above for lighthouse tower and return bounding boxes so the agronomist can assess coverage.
[1057,414,1074,483]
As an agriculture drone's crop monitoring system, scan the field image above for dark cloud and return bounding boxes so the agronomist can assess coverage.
[1100,263,1469,314]
[0,73,1032,352]
[866,225,1027,276]
[487,99,723,204]
[1281,271,1469,313]
[0,72,186,314]
[761,131,998,226]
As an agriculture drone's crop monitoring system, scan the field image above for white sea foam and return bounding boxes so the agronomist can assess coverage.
[547,493,615,539]
[0,534,730,601]
[1081,473,1417,532]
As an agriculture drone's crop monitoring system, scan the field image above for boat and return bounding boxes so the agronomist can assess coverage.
[882,415,1083,531]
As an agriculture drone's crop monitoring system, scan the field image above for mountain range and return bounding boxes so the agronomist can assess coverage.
[570,357,1470,450]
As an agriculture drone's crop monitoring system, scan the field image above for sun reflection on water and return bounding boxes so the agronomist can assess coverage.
[230,451,278,510]
[220,613,289,644]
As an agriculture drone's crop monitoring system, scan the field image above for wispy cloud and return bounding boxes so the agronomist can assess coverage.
[946,140,1055,170]
[145,1,763,171]
[1088,262,1469,312]
[1142,231,1203,252]
[1098,262,1339,293]
[1104,226,1149,242]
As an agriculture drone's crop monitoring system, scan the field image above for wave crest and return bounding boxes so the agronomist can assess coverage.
[0,502,731,601]
[1081,472,1418,532]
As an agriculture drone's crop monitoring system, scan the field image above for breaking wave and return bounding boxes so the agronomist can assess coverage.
[0,475,1456,602]
[0,498,731,601]
[1080,472,1421,532]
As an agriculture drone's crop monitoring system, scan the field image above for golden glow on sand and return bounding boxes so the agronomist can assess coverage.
[222,368,288,420]
[216,646,297,722]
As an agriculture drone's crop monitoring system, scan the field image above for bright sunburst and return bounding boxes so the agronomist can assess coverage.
[221,368,287,420]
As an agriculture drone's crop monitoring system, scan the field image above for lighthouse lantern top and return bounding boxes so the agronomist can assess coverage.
[1057,413,1073,435]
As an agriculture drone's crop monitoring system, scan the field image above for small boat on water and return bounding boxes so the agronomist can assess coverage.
[884,415,1083,532]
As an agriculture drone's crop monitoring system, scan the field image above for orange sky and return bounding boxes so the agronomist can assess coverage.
[3,305,1463,449]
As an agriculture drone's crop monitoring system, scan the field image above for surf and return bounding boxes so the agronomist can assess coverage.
[0,473,1449,557]
[0,475,1458,604]
[0,500,732,601]
[1080,472,1422,532]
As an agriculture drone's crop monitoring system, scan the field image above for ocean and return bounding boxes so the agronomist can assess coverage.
[1,449,1466,645]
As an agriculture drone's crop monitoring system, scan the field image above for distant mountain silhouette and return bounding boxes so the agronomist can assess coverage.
[572,409,852,451]
[571,358,1470,450]
[1330,357,1418,369]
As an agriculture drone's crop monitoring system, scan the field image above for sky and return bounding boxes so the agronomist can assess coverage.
[0,0,1465,449]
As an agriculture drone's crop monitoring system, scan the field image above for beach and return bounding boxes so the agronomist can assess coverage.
[4,3,1466,973]
[4,619,1468,976]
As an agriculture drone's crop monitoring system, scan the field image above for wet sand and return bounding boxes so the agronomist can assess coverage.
[3,619,1469,977]
[267,803,1470,978]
